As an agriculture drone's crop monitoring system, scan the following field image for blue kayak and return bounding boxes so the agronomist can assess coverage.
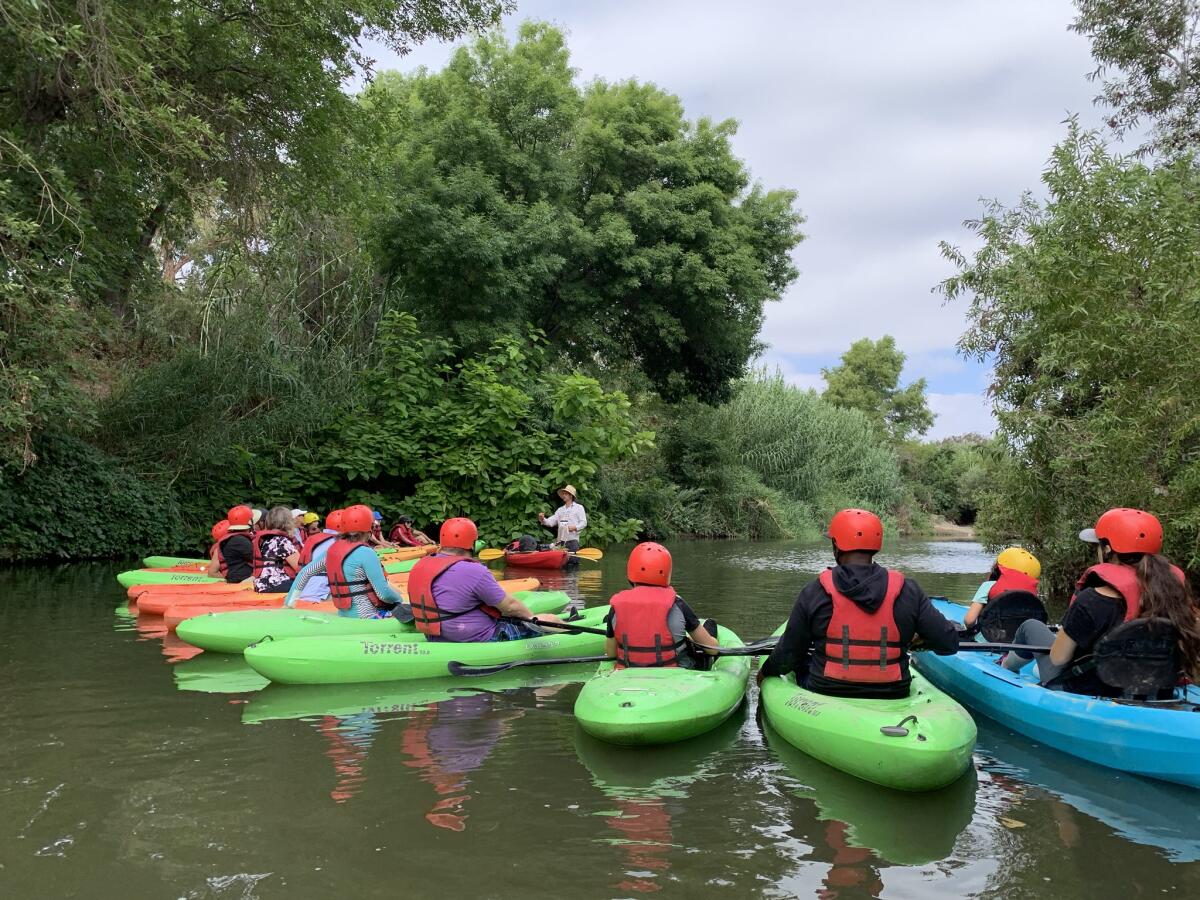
[915,599,1200,789]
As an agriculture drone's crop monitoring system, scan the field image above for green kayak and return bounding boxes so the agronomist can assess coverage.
[142,555,207,568]
[177,590,571,653]
[244,605,610,685]
[573,625,751,745]
[760,658,977,792]
[763,719,977,864]
[117,569,220,588]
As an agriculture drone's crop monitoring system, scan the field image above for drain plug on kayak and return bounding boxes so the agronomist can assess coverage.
[880,715,918,737]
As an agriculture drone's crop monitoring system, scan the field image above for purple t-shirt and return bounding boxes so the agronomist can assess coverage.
[429,557,509,642]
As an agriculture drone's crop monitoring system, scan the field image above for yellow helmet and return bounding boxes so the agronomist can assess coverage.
[996,547,1041,580]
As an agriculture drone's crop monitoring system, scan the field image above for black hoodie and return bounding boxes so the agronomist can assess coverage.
[760,563,961,699]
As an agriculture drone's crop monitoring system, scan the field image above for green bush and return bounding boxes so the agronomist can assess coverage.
[0,432,183,561]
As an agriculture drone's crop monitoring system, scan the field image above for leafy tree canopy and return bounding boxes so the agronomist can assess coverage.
[942,125,1200,591]
[366,22,805,402]
[1073,0,1200,157]
[821,336,934,443]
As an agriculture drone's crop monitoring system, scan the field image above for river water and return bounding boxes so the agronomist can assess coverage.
[2,540,1198,898]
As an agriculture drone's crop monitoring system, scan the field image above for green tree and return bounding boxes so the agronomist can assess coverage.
[366,23,804,402]
[1072,0,1200,156]
[821,336,934,442]
[0,0,505,467]
[941,125,1200,593]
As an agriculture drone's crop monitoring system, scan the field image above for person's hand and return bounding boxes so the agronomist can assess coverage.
[537,512,546,522]
[568,525,577,533]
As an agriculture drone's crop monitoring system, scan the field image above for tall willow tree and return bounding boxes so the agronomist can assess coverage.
[942,126,1200,591]
[0,0,505,467]
[366,23,805,402]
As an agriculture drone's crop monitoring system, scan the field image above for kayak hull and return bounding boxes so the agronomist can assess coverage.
[117,569,221,588]
[176,589,569,653]
[761,669,976,792]
[503,549,569,569]
[915,599,1200,789]
[164,601,338,630]
[574,626,750,745]
[244,606,610,685]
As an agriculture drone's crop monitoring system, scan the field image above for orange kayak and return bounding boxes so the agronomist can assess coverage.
[164,600,339,630]
[127,580,251,600]
[148,575,540,620]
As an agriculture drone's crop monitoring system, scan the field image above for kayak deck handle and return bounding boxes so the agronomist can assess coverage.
[880,714,919,737]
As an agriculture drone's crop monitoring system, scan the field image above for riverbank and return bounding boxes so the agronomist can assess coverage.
[928,518,977,542]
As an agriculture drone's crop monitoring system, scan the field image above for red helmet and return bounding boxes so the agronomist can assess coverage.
[210,519,230,542]
[825,508,884,552]
[341,504,374,534]
[1082,508,1163,555]
[227,505,254,527]
[627,542,672,587]
[440,517,479,551]
[325,509,344,533]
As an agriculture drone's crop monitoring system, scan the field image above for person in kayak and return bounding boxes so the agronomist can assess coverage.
[367,510,398,549]
[209,504,255,582]
[389,515,435,547]
[605,542,719,669]
[284,505,407,618]
[1001,508,1200,695]
[962,546,1042,630]
[252,506,302,592]
[290,508,308,544]
[538,485,586,551]
[409,517,568,641]
[284,509,343,605]
[757,508,961,698]
[204,518,231,574]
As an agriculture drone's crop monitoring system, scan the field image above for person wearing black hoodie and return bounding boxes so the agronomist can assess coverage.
[757,508,961,699]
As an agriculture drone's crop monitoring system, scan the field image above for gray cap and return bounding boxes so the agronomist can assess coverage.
[1079,527,1100,543]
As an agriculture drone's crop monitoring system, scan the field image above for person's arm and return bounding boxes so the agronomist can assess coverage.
[604,609,617,659]
[1054,590,1110,667]
[541,507,560,529]
[357,548,402,605]
[206,545,220,578]
[962,581,994,628]
[757,586,816,684]
[1048,631,1078,668]
[572,505,587,535]
[284,557,326,607]
[675,597,718,653]
[912,584,963,655]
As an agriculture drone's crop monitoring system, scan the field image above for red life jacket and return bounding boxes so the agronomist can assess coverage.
[610,586,686,669]
[987,566,1040,601]
[325,540,389,611]
[820,568,906,684]
[408,555,501,637]
[1072,562,1186,622]
[390,523,420,547]
[251,529,298,579]
[299,531,335,567]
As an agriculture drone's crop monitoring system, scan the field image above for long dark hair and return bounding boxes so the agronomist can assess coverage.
[1119,552,1200,681]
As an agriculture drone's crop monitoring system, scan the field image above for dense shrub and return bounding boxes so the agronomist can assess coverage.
[0,432,183,561]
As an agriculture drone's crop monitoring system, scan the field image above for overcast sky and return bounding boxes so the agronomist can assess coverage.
[364,0,1110,438]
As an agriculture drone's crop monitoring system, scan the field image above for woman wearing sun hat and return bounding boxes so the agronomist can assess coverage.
[538,485,587,551]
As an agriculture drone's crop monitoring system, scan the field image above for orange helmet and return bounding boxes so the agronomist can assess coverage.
[227,505,254,528]
[326,509,344,533]
[440,517,479,551]
[210,519,230,542]
[1080,508,1163,555]
[627,542,672,587]
[825,508,883,552]
[341,504,374,534]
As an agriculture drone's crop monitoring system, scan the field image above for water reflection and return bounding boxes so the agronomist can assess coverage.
[573,717,742,894]
[762,719,977,867]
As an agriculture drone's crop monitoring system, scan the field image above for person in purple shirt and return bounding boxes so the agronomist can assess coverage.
[410,517,568,642]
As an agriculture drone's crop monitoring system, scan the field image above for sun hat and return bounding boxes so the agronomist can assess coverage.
[558,485,577,500]
[290,508,306,518]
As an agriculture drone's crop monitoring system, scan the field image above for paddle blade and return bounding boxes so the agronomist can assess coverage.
[572,547,604,560]
[477,549,505,561]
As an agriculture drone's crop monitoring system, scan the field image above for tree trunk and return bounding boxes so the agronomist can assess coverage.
[103,197,169,319]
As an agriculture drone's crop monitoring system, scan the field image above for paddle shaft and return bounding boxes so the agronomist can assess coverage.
[449,655,608,677]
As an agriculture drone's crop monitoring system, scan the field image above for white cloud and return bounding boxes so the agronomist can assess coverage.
[927,392,997,440]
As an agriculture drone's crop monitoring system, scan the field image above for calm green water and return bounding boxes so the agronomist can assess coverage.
[3,540,1199,898]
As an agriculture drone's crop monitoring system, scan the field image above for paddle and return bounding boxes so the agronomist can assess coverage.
[477,547,604,562]
[954,641,1051,654]
[505,615,607,636]
[449,655,609,677]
